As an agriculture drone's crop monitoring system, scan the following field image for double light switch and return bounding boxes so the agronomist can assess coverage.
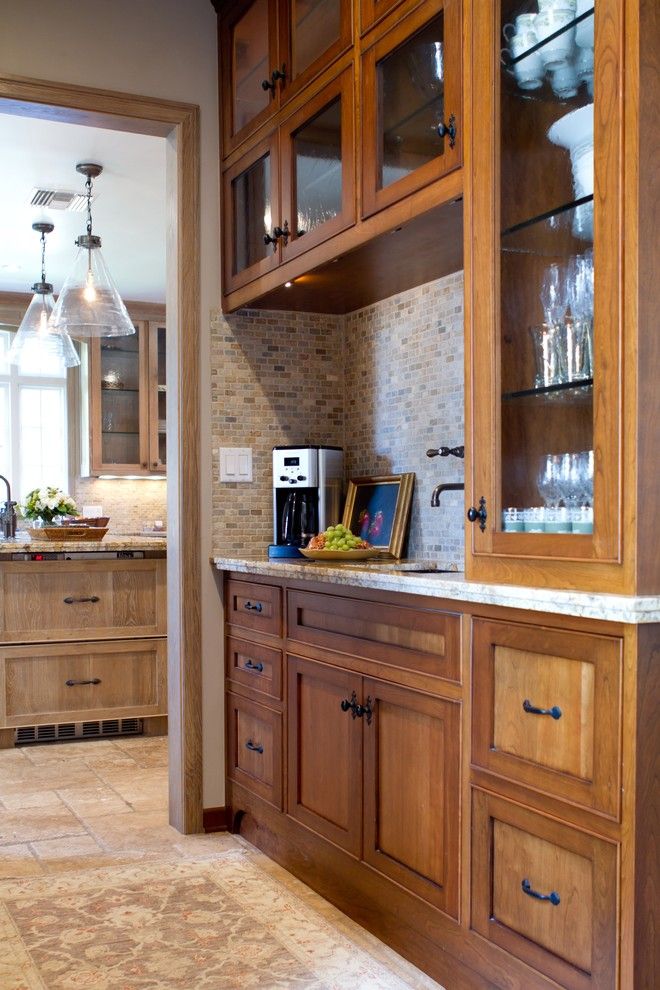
[219,447,253,483]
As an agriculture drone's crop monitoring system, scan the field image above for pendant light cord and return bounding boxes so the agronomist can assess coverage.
[40,229,47,284]
[85,173,93,236]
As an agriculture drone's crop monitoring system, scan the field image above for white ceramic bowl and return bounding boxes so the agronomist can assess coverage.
[547,103,594,196]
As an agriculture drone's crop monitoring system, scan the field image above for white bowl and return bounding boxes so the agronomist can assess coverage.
[548,103,594,198]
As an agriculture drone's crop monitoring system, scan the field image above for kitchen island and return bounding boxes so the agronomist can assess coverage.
[213,556,658,990]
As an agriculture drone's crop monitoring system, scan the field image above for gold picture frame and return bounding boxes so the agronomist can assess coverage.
[342,473,415,558]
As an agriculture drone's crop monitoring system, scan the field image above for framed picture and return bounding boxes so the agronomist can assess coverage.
[342,473,415,558]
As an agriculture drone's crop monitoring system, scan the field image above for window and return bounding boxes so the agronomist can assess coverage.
[0,327,69,502]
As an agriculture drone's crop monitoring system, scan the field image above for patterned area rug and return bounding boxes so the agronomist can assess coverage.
[0,840,443,990]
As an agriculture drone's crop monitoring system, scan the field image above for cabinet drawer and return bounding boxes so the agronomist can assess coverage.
[0,639,167,726]
[471,790,618,990]
[0,560,166,643]
[225,579,282,637]
[472,619,622,819]
[287,589,460,682]
[227,692,282,809]
[226,636,282,700]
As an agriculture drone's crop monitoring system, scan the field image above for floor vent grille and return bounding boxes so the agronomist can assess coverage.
[15,719,143,746]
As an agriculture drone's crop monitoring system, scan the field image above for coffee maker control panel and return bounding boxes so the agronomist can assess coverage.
[273,448,318,487]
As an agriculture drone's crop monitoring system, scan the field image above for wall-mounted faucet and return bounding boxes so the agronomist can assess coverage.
[431,482,464,507]
[0,475,17,539]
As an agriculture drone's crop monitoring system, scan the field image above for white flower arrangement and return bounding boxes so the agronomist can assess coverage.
[21,486,79,524]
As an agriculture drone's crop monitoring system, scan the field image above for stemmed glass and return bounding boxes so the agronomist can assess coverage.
[540,263,567,329]
[537,454,563,508]
[565,252,594,379]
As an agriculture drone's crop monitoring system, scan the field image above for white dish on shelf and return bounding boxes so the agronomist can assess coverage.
[548,102,594,196]
[575,0,594,49]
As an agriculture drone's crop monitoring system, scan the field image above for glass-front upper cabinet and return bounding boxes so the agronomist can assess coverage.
[220,0,351,157]
[467,0,623,582]
[361,0,462,218]
[148,323,166,473]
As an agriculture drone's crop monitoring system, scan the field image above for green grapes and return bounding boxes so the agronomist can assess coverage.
[323,524,364,550]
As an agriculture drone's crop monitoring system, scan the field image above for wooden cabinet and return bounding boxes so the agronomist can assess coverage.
[88,317,166,477]
[359,0,423,35]
[0,558,167,745]
[464,0,655,593]
[227,691,283,808]
[361,0,462,218]
[220,0,352,158]
[471,789,618,990]
[223,64,355,293]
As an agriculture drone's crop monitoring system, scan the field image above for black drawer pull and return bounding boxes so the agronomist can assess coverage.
[63,595,100,605]
[66,678,101,687]
[521,878,560,906]
[244,659,264,672]
[523,699,562,720]
[243,601,263,613]
[245,739,264,754]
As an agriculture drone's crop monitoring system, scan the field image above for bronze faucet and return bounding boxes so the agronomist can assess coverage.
[430,482,464,507]
[0,475,17,538]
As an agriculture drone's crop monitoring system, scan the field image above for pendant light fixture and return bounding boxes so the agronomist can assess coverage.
[8,222,80,373]
[48,163,135,339]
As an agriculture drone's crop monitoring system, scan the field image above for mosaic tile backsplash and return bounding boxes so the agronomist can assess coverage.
[72,477,167,535]
[211,271,465,566]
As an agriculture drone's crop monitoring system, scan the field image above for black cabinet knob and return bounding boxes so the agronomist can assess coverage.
[467,496,488,532]
[437,113,457,149]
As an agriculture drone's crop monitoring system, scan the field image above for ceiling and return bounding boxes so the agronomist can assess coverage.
[0,113,166,303]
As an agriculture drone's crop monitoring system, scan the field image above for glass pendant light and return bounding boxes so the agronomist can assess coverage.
[48,163,135,339]
[8,222,80,373]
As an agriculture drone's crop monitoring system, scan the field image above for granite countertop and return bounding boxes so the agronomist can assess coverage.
[212,553,660,624]
[0,533,167,554]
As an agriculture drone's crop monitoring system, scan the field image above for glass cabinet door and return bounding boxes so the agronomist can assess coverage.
[93,325,148,473]
[281,0,352,102]
[148,323,166,472]
[280,66,355,262]
[222,131,280,292]
[361,0,461,218]
[221,0,279,155]
[468,0,622,570]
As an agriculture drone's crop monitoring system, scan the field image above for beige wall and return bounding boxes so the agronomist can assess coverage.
[1,0,224,806]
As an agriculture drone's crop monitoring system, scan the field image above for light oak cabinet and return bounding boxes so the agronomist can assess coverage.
[88,317,166,477]
[0,558,167,745]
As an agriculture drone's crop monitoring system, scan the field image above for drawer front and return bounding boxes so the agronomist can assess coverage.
[226,636,282,700]
[471,790,618,990]
[287,589,460,682]
[227,692,282,809]
[225,579,282,637]
[0,639,167,726]
[0,560,166,643]
[472,619,622,819]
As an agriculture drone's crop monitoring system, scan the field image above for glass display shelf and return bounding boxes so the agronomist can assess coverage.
[501,195,593,255]
[101,430,140,436]
[502,377,593,401]
[101,387,140,393]
[502,7,594,67]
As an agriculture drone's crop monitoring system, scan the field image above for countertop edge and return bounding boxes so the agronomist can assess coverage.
[0,536,168,553]
[211,556,660,624]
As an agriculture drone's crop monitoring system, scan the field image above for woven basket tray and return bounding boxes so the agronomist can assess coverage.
[29,526,109,542]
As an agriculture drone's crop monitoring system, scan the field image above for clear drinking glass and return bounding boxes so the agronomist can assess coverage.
[529,323,562,387]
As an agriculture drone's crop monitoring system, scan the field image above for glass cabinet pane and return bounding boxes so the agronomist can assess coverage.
[294,97,342,237]
[232,153,272,275]
[291,0,341,79]
[499,1,595,535]
[231,0,271,135]
[155,326,166,468]
[100,329,140,466]
[378,14,446,190]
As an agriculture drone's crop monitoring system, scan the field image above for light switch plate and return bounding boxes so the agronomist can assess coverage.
[219,447,253,483]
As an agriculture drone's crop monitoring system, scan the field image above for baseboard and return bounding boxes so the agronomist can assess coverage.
[202,805,232,832]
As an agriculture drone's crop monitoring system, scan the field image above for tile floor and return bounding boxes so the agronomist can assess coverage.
[0,735,444,989]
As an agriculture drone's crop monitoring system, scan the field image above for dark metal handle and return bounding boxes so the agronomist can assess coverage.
[244,659,264,672]
[360,695,374,726]
[66,678,101,687]
[427,445,465,459]
[243,601,263,613]
[437,113,457,148]
[263,230,280,251]
[63,595,100,605]
[521,878,560,906]
[341,691,361,719]
[245,739,264,753]
[467,496,488,532]
[262,64,286,91]
[274,220,290,246]
[523,699,562,720]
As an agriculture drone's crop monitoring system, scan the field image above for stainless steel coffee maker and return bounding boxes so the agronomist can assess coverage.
[269,446,344,559]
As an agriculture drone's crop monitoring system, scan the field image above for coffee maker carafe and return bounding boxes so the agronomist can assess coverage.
[270,446,344,559]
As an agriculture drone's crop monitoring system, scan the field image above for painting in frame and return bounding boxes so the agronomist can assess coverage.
[342,473,415,558]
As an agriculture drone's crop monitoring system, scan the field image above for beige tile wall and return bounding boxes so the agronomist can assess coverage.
[210,271,465,565]
[71,477,167,534]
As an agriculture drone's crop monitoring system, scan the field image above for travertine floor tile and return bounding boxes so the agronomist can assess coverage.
[0,805,87,846]
[0,843,43,879]
[0,790,65,812]
[56,783,132,818]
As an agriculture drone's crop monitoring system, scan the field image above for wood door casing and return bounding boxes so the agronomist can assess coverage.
[472,618,622,819]
[362,677,460,916]
[471,790,618,990]
[287,655,362,856]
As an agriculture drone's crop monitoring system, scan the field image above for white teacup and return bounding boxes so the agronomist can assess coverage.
[536,8,577,69]
[575,0,594,49]
[538,0,577,11]
[504,33,544,90]
[575,45,594,94]
[502,13,537,43]
[551,61,578,98]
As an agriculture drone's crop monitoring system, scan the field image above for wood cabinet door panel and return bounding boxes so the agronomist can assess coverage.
[362,678,460,916]
[472,618,622,819]
[226,635,282,700]
[0,561,165,643]
[359,0,424,35]
[288,589,460,682]
[1,639,166,726]
[471,790,618,990]
[227,692,283,809]
[279,0,353,105]
[287,655,361,855]
[225,579,282,637]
